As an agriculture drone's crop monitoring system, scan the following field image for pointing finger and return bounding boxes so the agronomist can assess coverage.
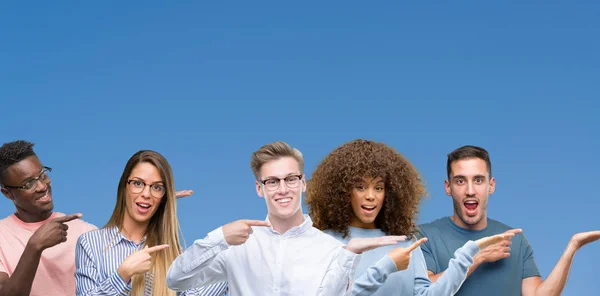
[145,244,170,254]
[54,213,82,223]
[504,228,522,235]
[407,238,428,252]
[244,220,272,227]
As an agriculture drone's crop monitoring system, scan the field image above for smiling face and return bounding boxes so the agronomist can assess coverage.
[349,176,385,229]
[445,157,495,230]
[255,156,306,224]
[123,162,165,227]
[1,155,53,222]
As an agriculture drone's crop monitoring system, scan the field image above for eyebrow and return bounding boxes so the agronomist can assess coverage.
[130,177,164,184]
[452,175,487,180]
[263,173,301,179]
[19,168,45,185]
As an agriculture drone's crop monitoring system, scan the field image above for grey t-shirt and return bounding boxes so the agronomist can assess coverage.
[417,217,540,296]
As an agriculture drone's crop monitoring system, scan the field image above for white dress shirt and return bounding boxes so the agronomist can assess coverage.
[166,215,361,296]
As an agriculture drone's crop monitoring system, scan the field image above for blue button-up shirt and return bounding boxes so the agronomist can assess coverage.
[75,226,228,295]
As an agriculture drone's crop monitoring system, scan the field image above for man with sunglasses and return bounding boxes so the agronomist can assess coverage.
[0,140,98,296]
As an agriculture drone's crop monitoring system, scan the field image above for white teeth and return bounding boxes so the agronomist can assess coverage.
[362,206,375,210]
[277,198,291,204]
[137,203,150,208]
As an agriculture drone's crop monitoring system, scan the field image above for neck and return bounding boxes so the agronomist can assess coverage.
[451,213,488,231]
[122,216,149,244]
[14,209,52,223]
[349,218,376,229]
[269,210,305,234]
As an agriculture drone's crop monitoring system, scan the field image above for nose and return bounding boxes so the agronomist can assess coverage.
[365,188,376,201]
[140,184,152,198]
[276,180,290,194]
[466,182,476,196]
[35,179,49,192]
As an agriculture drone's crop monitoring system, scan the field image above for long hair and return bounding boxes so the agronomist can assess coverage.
[104,150,182,296]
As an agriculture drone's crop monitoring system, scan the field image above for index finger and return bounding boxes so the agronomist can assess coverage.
[244,220,272,227]
[406,237,428,252]
[504,228,522,235]
[53,213,82,223]
[145,244,170,253]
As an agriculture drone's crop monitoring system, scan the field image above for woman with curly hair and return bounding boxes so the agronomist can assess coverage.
[306,139,512,296]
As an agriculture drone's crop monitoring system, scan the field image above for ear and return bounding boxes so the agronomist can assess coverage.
[1,187,14,201]
[488,177,496,194]
[256,180,264,198]
[444,179,452,196]
[301,174,307,193]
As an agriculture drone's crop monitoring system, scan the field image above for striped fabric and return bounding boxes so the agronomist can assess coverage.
[75,226,228,295]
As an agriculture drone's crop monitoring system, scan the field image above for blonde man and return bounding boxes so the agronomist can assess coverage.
[167,141,404,295]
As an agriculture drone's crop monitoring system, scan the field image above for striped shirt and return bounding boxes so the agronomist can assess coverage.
[75,226,228,296]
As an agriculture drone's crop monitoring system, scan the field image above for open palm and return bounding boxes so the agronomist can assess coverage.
[346,236,407,254]
[571,230,600,249]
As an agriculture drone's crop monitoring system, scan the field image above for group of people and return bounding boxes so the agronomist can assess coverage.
[0,139,597,295]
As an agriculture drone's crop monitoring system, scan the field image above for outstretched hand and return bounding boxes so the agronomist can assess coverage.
[476,228,520,249]
[569,230,600,250]
[175,190,194,199]
[346,235,407,254]
[473,229,521,264]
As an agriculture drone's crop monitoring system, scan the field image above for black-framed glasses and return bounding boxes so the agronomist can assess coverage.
[126,179,166,198]
[260,174,303,191]
[2,167,52,192]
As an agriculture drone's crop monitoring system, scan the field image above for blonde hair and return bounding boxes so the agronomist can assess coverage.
[250,141,304,180]
[105,150,183,296]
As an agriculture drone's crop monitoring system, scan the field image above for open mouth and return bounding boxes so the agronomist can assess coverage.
[275,197,292,206]
[36,192,52,203]
[361,205,376,214]
[136,202,152,213]
[463,200,479,215]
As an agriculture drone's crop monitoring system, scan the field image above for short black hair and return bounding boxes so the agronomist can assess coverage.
[0,140,36,184]
[447,145,492,179]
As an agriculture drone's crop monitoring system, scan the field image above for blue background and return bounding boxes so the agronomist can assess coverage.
[1,1,598,294]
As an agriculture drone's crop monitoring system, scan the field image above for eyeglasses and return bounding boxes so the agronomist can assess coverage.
[260,174,303,191]
[2,167,52,192]
[126,179,166,198]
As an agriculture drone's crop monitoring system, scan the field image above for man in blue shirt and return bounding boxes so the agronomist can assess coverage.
[418,145,600,296]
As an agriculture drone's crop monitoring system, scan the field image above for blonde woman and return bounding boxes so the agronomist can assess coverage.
[75,150,227,295]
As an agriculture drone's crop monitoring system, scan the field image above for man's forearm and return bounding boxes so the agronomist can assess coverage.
[0,243,43,296]
[430,256,482,282]
[533,243,577,296]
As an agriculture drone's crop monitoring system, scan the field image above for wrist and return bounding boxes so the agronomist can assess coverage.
[473,254,484,266]
[117,266,132,283]
[566,240,580,254]
[26,240,45,254]
[344,245,361,254]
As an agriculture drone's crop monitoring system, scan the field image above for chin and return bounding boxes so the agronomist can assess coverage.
[272,208,300,219]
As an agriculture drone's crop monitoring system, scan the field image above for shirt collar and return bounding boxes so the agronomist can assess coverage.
[108,226,147,248]
[265,214,313,237]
